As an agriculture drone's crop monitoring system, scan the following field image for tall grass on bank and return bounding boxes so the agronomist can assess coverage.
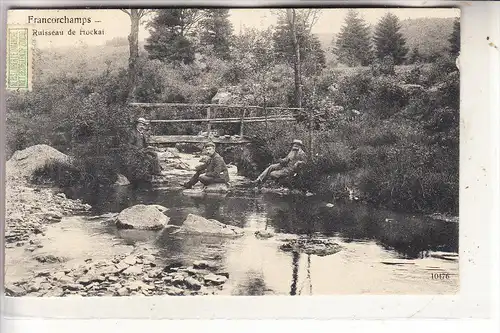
[241,57,458,214]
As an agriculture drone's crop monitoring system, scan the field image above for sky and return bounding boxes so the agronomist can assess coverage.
[7,8,460,49]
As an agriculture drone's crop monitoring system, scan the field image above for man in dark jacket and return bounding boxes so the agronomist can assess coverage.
[253,139,307,186]
[183,142,229,188]
[128,117,162,175]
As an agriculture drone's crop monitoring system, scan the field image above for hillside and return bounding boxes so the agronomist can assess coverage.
[35,41,147,82]
[32,17,456,82]
[399,17,455,57]
[315,17,456,59]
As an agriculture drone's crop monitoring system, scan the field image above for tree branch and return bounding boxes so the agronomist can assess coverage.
[120,9,131,16]
[139,9,155,26]
[183,9,204,34]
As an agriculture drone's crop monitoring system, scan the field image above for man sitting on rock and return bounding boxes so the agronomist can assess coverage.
[183,142,229,189]
[252,139,307,186]
[128,117,162,176]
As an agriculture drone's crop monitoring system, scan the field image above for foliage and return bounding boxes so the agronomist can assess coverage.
[448,18,460,56]
[407,46,423,64]
[373,13,408,65]
[334,10,374,66]
[5,13,459,214]
[198,9,233,60]
[105,36,129,47]
[7,57,152,187]
[399,17,455,62]
[145,9,203,64]
[272,14,326,75]
[229,28,294,107]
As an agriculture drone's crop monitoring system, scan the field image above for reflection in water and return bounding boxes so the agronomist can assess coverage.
[232,270,271,296]
[68,186,458,259]
[290,251,300,296]
[66,185,459,295]
[306,254,312,295]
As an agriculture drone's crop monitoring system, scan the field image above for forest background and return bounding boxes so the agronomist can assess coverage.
[5,9,460,214]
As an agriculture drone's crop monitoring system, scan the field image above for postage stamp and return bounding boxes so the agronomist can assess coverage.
[6,25,32,91]
[1,5,496,321]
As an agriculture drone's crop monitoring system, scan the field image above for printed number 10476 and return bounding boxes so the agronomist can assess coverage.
[431,272,450,280]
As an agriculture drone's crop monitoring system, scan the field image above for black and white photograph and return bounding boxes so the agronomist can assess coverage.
[4,7,460,297]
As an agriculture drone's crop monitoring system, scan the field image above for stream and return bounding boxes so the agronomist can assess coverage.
[57,184,458,295]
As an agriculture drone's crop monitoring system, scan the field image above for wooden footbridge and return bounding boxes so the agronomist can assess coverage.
[129,102,304,145]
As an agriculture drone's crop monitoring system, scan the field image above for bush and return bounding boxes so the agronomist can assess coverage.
[6,43,459,215]
[31,160,82,187]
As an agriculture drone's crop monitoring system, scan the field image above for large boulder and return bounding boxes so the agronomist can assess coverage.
[211,86,258,105]
[280,238,343,257]
[211,90,233,104]
[114,174,131,186]
[204,183,229,193]
[157,147,180,159]
[182,184,229,197]
[116,204,170,230]
[6,144,72,182]
[175,214,244,237]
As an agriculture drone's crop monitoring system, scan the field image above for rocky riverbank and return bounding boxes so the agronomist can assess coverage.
[5,145,93,249]
[4,145,234,297]
[5,185,92,248]
[5,250,229,297]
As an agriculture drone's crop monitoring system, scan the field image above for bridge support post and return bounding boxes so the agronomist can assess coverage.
[239,108,246,137]
[206,106,211,138]
[309,107,313,160]
[264,106,269,139]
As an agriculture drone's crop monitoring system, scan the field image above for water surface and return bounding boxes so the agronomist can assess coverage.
[64,185,459,295]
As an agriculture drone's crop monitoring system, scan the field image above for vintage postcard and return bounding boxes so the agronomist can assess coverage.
[1,4,493,320]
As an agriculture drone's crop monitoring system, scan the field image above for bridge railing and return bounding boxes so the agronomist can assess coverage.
[129,102,303,142]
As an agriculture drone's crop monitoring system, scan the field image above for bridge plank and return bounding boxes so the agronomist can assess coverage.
[130,102,303,111]
[147,117,296,124]
[148,135,252,144]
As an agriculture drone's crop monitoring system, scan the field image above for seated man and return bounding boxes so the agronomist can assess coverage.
[253,139,307,186]
[183,142,229,189]
[128,117,162,176]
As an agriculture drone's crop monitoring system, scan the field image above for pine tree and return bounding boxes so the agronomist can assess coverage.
[373,13,408,65]
[448,18,460,56]
[334,10,373,67]
[199,9,233,60]
[272,15,326,73]
[144,9,203,65]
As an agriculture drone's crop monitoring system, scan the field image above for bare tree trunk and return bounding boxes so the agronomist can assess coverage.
[127,9,140,102]
[287,9,302,108]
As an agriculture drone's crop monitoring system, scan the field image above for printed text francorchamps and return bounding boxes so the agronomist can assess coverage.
[28,16,92,25]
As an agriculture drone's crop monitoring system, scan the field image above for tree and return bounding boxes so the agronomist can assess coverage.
[120,9,151,101]
[272,9,323,108]
[287,9,302,108]
[144,9,204,65]
[230,28,290,107]
[373,12,408,65]
[199,9,233,60]
[334,10,373,66]
[273,15,326,75]
[448,18,460,56]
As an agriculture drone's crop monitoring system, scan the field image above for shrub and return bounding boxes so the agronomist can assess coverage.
[6,44,459,215]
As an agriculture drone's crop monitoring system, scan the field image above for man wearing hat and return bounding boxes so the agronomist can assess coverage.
[128,117,162,175]
[253,139,307,186]
[183,142,230,189]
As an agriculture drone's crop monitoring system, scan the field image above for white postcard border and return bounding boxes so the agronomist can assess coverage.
[1,0,499,322]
